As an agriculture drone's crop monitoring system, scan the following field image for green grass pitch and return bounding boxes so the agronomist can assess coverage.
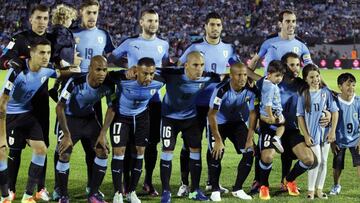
[1,69,360,202]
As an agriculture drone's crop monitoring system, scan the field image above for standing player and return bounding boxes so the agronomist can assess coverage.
[110,9,169,196]
[0,4,51,201]
[55,55,113,203]
[0,38,67,203]
[330,73,360,195]
[207,63,256,201]
[100,57,165,203]
[177,11,239,195]
[160,52,220,203]
[297,64,338,200]
[52,0,116,199]
[248,10,312,80]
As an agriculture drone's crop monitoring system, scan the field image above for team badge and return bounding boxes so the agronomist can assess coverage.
[97,37,104,44]
[354,113,358,119]
[9,136,14,146]
[223,50,228,58]
[113,135,120,144]
[150,89,156,95]
[5,81,13,91]
[157,46,163,53]
[41,76,47,83]
[293,46,299,53]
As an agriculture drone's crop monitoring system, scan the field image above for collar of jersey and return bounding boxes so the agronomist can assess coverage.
[338,94,355,105]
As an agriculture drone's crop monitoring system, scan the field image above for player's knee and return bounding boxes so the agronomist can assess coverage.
[95,149,108,159]
[34,144,47,155]
[59,153,71,162]
[113,147,125,156]
[189,147,200,153]
[136,146,145,155]
[301,154,314,166]
[261,153,273,164]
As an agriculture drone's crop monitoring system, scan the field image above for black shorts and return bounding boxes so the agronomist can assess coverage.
[196,105,209,135]
[148,101,161,145]
[110,110,150,147]
[6,112,44,150]
[332,147,360,169]
[207,121,248,154]
[281,129,305,160]
[259,121,277,151]
[55,114,101,151]
[161,116,202,151]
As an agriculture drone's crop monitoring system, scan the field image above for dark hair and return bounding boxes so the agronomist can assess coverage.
[30,4,49,16]
[337,73,356,85]
[140,9,158,19]
[281,52,300,79]
[29,38,51,51]
[267,60,286,74]
[300,64,326,112]
[137,57,155,67]
[278,9,295,22]
[205,12,222,24]
[80,0,100,10]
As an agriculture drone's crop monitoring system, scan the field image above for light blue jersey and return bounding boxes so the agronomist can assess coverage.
[335,95,360,148]
[260,79,282,117]
[2,61,56,114]
[209,80,257,124]
[296,87,338,145]
[59,74,114,117]
[109,71,165,117]
[161,67,220,120]
[72,26,115,73]
[178,38,239,106]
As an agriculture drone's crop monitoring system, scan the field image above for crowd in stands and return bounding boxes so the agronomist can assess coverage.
[1,0,359,60]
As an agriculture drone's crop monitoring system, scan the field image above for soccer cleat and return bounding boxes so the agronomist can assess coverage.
[58,196,69,203]
[188,189,208,201]
[21,194,36,203]
[0,196,12,203]
[35,188,50,201]
[249,180,260,194]
[330,184,341,195]
[271,136,284,153]
[128,191,141,203]
[286,181,300,196]
[177,183,190,197]
[232,189,252,200]
[142,183,159,196]
[86,187,105,199]
[210,191,221,202]
[259,186,270,200]
[112,192,123,203]
[52,188,61,201]
[88,192,108,203]
[279,182,287,192]
[161,190,171,203]
[7,191,15,201]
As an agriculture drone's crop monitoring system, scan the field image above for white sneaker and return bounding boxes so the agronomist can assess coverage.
[232,189,252,200]
[35,188,50,201]
[113,192,123,203]
[177,184,190,197]
[210,191,221,202]
[128,191,141,203]
[329,184,341,195]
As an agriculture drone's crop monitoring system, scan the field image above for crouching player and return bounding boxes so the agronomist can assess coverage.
[207,63,257,201]
[55,55,114,203]
[330,73,360,195]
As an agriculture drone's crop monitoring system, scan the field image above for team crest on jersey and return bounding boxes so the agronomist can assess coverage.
[157,46,163,53]
[113,135,120,144]
[223,50,228,58]
[293,46,299,53]
[97,37,104,44]
[150,89,156,95]
[9,136,14,146]
[354,113,358,119]
[41,76,47,83]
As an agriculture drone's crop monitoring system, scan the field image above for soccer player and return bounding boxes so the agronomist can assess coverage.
[0,38,67,203]
[297,64,339,200]
[207,63,256,201]
[177,11,239,195]
[55,55,113,203]
[329,73,360,195]
[248,10,312,80]
[110,9,169,196]
[160,51,220,203]
[259,60,286,154]
[100,57,165,203]
[0,4,52,201]
[52,0,116,199]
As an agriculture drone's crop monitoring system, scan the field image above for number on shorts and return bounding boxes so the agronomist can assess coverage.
[162,126,171,138]
[264,134,271,148]
[57,130,64,142]
[113,122,122,135]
